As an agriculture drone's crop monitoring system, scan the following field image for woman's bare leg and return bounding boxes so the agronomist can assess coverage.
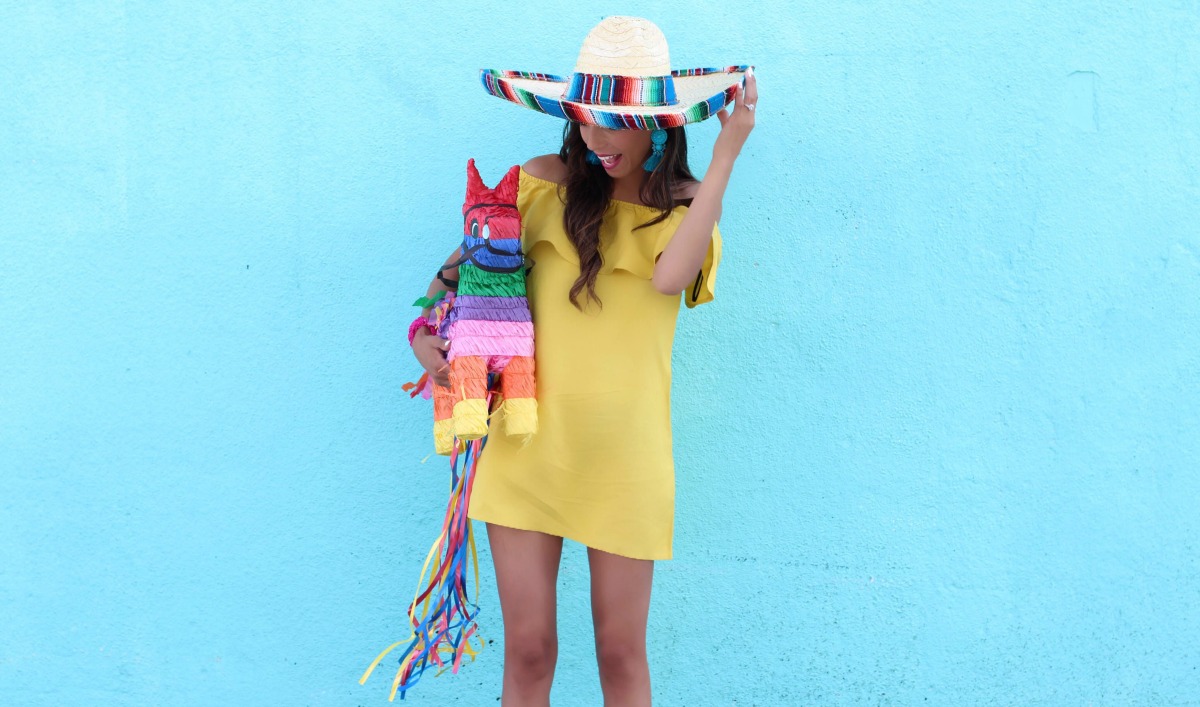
[588,547,654,706]
[487,523,564,707]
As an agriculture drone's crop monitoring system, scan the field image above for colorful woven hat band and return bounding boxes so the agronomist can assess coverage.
[561,72,679,108]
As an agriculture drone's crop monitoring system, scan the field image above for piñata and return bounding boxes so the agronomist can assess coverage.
[360,159,536,700]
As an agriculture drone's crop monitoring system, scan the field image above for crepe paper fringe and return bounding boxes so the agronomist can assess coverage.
[402,372,432,400]
[412,290,449,309]
[359,389,499,701]
[429,292,456,335]
[362,379,520,700]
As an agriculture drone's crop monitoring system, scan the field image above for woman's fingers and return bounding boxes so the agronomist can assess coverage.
[413,333,453,387]
[744,70,757,108]
[435,341,450,386]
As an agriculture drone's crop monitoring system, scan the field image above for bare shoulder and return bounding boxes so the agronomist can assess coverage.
[673,178,702,200]
[521,154,567,184]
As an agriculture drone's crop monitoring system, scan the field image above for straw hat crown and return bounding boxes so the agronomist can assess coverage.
[572,16,671,77]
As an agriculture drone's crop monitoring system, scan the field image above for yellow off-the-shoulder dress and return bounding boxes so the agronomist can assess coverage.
[466,166,721,561]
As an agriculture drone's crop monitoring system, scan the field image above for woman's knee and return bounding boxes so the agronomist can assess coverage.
[594,632,647,679]
[505,629,558,680]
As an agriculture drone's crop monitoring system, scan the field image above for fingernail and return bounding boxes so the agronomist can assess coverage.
[747,66,754,78]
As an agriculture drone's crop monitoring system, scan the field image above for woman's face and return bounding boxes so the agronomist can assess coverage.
[579,123,653,178]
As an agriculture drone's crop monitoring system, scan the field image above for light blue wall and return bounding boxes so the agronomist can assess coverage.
[3,2,1197,705]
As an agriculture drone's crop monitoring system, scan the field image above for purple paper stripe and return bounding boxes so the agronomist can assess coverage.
[449,306,532,323]
[453,296,528,309]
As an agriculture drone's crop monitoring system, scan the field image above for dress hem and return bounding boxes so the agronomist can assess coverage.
[467,506,673,562]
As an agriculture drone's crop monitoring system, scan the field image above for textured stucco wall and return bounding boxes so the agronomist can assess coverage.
[2,2,1198,705]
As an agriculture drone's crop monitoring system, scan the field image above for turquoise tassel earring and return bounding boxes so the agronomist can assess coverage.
[642,129,667,172]
[585,149,601,165]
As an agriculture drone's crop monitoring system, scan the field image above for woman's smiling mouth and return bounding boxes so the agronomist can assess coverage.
[596,153,622,169]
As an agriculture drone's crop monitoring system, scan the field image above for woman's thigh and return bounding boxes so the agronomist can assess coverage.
[587,547,654,647]
[487,523,564,637]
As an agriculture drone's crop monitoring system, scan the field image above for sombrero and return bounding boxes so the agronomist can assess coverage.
[479,15,753,131]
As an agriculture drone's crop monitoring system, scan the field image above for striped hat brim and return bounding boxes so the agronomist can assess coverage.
[479,65,753,130]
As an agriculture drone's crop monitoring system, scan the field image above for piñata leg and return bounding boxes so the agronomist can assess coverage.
[450,355,489,440]
[432,381,458,456]
[498,355,538,437]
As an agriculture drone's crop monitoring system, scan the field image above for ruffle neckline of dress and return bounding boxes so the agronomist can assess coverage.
[518,167,691,213]
[517,167,685,280]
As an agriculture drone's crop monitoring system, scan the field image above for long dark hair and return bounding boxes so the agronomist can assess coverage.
[555,121,698,311]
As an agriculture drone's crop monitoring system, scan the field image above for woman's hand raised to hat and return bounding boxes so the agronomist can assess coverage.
[713,67,757,165]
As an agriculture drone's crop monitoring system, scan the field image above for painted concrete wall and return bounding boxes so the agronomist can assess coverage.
[2,2,1197,704]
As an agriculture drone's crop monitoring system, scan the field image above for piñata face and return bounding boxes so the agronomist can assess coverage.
[463,203,520,242]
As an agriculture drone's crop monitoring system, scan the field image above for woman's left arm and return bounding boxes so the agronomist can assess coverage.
[653,67,757,295]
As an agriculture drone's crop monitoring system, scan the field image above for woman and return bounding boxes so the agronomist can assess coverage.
[411,16,757,705]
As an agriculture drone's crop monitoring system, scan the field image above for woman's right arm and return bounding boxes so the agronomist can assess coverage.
[411,246,462,387]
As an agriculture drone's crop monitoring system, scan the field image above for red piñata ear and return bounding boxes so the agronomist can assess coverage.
[493,164,521,204]
[465,158,486,205]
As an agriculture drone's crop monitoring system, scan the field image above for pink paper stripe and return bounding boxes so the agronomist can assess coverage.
[449,337,535,359]
[447,320,534,340]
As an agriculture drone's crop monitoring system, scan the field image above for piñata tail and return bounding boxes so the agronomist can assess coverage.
[362,159,537,700]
